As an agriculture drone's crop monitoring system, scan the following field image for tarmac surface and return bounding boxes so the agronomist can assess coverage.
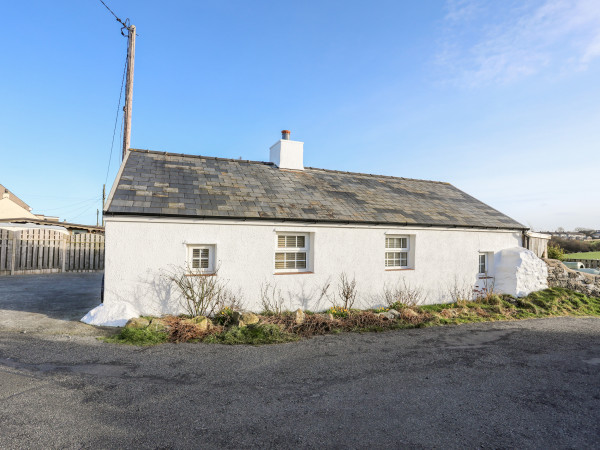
[0,274,599,448]
[1,317,599,448]
[0,272,103,335]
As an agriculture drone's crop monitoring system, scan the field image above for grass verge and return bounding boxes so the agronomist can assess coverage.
[105,288,600,346]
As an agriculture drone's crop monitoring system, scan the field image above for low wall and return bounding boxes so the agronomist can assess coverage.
[544,259,600,297]
[565,259,600,270]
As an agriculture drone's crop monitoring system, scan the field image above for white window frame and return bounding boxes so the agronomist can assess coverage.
[274,233,310,273]
[187,245,215,274]
[385,235,409,268]
[478,253,488,275]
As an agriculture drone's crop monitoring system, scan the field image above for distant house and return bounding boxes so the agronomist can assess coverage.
[0,184,37,220]
[102,131,531,316]
[0,183,103,234]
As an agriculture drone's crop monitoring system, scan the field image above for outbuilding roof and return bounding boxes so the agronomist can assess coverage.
[105,149,526,230]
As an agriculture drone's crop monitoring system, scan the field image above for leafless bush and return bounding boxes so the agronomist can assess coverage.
[260,282,287,314]
[327,272,358,310]
[164,264,232,317]
[473,276,496,303]
[447,276,474,304]
[382,279,427,308]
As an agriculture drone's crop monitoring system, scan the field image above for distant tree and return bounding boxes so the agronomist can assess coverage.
[557,227,565,233]
[575,227,594,235]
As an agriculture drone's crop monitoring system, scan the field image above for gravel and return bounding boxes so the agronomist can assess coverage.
[1,317,599,449]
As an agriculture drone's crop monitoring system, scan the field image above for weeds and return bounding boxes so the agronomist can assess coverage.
[164,264,239,317]
[106,288,600,346]
[383,279,427,309]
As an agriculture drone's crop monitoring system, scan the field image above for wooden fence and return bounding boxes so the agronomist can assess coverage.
[0,229,104,275]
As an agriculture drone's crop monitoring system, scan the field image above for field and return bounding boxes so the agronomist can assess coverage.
[566,251,600,259]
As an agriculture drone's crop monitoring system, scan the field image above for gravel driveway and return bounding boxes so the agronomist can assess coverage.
[1,317,599,449]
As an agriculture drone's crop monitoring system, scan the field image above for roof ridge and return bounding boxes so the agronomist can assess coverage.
[129,149,450,185]
[129,148,274,166]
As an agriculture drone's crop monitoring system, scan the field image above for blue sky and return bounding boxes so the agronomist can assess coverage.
[1,0,598,230]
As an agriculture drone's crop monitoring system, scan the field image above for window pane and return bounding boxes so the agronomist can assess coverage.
[278,235,306,249]
[386,237,407,249]
[400,252,408,266]
[192,259,200,269]
[192,248,200,258]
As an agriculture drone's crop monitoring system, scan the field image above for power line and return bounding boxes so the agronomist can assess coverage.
[105,50,128,185]
[97,0,128,28]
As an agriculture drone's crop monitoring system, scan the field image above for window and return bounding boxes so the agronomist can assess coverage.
[385,236,409,268]
[187,245,215,273]
[478,253,487,275]
[275,234,308,271]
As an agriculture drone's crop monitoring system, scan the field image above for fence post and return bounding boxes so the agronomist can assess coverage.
[60,234,67,272]
[9,231,18,275]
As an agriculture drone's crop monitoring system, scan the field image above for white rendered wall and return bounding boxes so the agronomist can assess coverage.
[103,217,522,315]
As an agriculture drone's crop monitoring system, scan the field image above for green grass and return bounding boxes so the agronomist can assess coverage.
[565,251,600,259]
[203,324,299,345]
[103,327,168,346]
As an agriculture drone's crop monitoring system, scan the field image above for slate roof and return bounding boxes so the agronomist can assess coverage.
[105,149,526,230]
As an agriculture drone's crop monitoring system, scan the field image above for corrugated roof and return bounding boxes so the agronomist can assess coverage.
[105,149,526,230]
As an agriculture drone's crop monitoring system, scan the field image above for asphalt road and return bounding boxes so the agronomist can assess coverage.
[1,317,599,449]
[0,273,104,335]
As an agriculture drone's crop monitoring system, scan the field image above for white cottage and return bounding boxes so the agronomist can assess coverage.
[98,131,533,321]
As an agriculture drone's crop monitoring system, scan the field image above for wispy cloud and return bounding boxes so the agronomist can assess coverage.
[437,0,600,86]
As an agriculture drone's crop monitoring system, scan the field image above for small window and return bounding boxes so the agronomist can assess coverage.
[385,235,409,268]
[188,245,215,273]
[478,253,487,275]
[275,234,308,271]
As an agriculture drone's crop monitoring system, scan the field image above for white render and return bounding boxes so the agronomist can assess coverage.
[493,247,548,297]
[98,216,524,323]
[269,138,304,170]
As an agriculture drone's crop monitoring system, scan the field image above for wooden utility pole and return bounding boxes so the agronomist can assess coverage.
[102,184,106,227]
[122,24,136,160]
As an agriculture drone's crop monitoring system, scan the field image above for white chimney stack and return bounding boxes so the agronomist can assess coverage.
[269,130,304,171]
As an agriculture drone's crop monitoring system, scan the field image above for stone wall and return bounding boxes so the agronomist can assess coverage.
[545,259,600,297]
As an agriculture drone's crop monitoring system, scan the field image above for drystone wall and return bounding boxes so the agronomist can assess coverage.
[545,259,600,298]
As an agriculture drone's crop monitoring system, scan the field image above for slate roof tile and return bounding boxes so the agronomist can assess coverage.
[105,149,526,230]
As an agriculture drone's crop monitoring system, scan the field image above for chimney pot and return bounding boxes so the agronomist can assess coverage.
[281,130,291,140]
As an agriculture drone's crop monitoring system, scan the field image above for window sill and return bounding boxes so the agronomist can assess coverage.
[385,268,414,271]
[185,273,216,277]
[274,271,314,276]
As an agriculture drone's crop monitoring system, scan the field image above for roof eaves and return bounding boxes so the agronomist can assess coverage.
[104,210,528,231]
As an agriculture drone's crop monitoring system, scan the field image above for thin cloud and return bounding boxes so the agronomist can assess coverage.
[437,0,600,86]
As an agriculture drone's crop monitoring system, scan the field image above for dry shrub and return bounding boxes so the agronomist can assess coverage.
[440,309,457,318]
[327,273,358,310]
[164,316,223,343]
[260,282,287,314]
[382,280,427,308]
[164,264,240,317]
[399,308,423,324]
